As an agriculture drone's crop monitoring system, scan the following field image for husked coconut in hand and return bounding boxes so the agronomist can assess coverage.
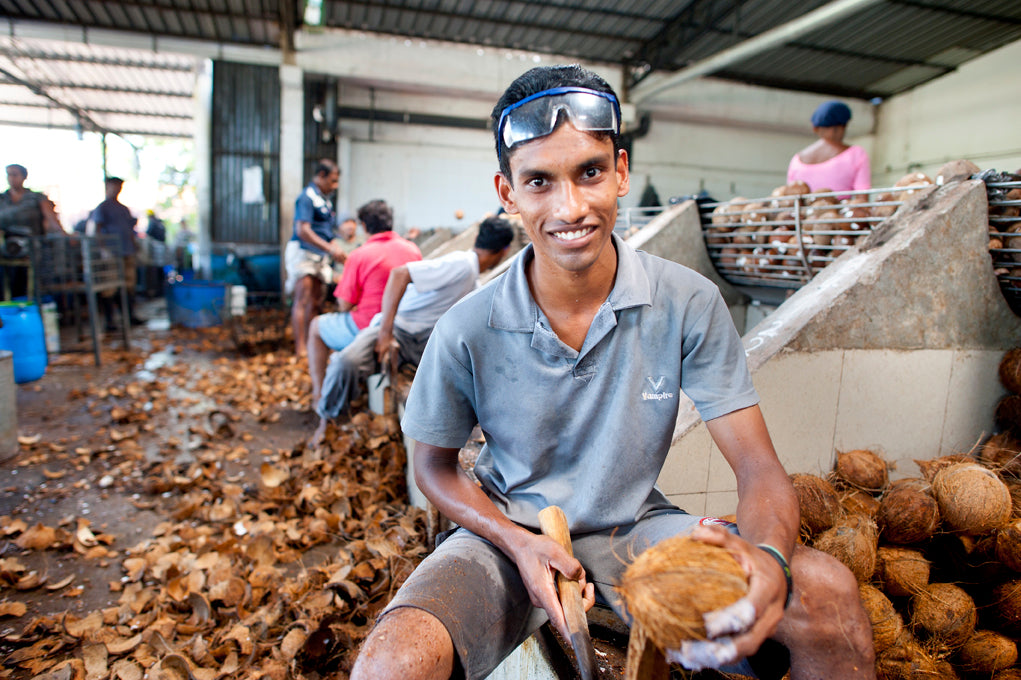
[616,536,749,650]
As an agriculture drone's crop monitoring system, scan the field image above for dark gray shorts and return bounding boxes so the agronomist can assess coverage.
[381,509,752,679]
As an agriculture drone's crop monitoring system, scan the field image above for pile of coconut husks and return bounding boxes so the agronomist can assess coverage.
[0,315,429,680]
[793,347,1021,679]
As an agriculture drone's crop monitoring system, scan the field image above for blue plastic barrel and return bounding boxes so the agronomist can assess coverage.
[166,280,229,328]
[0,302,48,383]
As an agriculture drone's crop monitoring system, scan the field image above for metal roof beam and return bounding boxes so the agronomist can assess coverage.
[0,64,110,135]
[0,118,189,138]
[322,0,650,47]
[710,68,882,99]
[629,0,749,80]
[0,46,196,71]
[0,77,193,97]
[4,100,192,119]
[631,0,886,104]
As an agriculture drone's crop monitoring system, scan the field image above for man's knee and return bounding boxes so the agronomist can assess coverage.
[352,607,455,680]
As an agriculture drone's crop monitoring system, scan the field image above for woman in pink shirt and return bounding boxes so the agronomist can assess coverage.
[787,101,870,194]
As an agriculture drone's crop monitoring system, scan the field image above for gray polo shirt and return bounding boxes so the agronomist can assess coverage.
[401,234,758,533]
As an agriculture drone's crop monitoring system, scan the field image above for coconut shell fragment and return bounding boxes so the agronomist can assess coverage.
[910,582,976,649]
[790,473,842,537]
[878,479,941,545]
[841,488,880,520]
[616,536,748,649]
[834,449,888,492]
[932,463,1012,535]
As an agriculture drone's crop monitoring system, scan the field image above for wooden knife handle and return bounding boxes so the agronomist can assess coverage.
[538,506,588,632]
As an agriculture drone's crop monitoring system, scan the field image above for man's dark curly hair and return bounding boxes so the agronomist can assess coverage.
[357,199,393,235]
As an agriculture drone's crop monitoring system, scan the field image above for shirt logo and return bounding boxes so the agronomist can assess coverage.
[641,375,675,401]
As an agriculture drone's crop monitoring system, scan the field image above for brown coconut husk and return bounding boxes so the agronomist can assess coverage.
[859,583,904,654]
[979,432,1021,480]
[996,518,1021,572]
[812,515,878,583]
[1010,482,1021,518]
[955,629,1017,675]
[993,669,1021,680]
[615,536,748,649]
[878,478,941,545]
[790,473,843,537]
[917,454,972,483]
[1000,348,1021,395]
[932,463,1012,535]
[996,395,1021,433]
[875,630,954,679]
[911,582,977,649]
[834,449,889,492]
[841,488,881,520]
[990,579,1021,634]
[875,546,930,598]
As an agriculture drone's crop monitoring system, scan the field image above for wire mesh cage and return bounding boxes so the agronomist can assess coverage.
[34,234,125,296]
[695,184,931,289]
[983,174,1021,315]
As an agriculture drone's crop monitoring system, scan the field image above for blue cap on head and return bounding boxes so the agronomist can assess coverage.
[811,101,852,128]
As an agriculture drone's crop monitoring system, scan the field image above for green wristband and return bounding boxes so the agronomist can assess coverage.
[757,543,793,609]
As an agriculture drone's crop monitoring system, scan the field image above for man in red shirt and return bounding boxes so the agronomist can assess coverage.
[308,199,421,404]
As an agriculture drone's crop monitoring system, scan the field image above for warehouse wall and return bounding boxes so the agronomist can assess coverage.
[872,39,1021,186]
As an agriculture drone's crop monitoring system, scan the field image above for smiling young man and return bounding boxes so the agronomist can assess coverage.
[350,65,874,680]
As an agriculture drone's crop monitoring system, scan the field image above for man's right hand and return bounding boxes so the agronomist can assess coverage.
[506,529,595,642]
[328,241,348,264]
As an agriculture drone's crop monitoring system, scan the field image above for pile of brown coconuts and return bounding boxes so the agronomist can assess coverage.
[792,347,1021,679]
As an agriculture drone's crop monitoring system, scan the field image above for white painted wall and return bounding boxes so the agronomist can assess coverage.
[871,39,1021,186]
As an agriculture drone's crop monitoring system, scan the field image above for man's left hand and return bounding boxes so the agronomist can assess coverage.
[669,525,788,670]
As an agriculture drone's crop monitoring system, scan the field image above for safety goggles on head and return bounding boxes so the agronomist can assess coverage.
[497,86,621,162]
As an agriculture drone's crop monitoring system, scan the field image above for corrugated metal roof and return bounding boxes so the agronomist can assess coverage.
[0,34,198,137]
[0,0,1019,138]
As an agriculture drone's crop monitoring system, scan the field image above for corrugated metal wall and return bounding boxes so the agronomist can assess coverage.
[211,60,280,245]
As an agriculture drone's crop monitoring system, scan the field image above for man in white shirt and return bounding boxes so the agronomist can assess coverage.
[311,216,514,443]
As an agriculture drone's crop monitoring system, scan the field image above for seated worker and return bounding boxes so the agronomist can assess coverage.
[350,65,874,680]
[787,100,871,195]
[308,199,421,404]
[310,216,515,445]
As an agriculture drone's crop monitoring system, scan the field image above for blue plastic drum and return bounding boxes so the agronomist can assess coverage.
[0,302,48,383]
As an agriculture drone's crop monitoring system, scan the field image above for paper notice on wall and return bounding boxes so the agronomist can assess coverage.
[242,166,264,204]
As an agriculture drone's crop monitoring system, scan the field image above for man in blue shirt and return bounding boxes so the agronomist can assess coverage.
[286,159,349,356]
[88,176,142,330]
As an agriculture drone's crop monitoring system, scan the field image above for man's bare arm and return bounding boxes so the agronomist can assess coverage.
[697,405,799,659]
[374,265,412,363]
[296,220,347,263]
[413,442,594,640]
